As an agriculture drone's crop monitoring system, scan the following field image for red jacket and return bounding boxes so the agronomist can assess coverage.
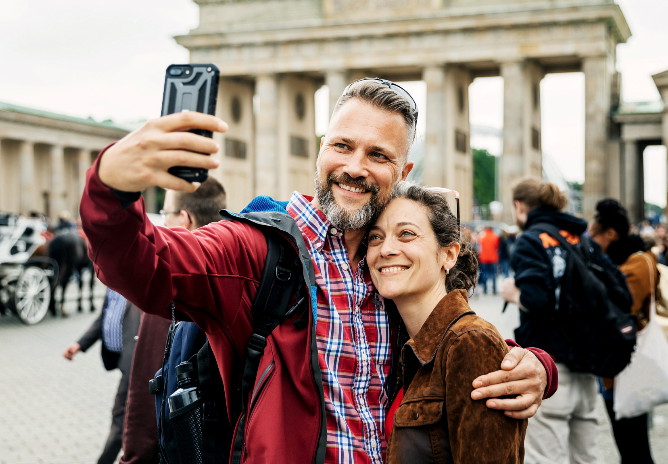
[80,155,325,463]
[478,229,500,264]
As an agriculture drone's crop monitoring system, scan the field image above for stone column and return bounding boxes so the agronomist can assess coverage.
[19,140,36,214]
[620,140,642,223]
[278,75,318,198]
[49,144,66,218]
[76,148,90,213]
[500,61,527,223]
[445,66,473,221]
[326,70,348,121]
[422,65,447,189]
[524,61,544,180]
[255,73,280,198]
[583,55,612,220]
[217,78,255,211]
[652,71,668,217]
[0,139,5,211]
[499,60,544,222]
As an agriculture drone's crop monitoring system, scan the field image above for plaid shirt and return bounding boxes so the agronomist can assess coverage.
[287,192,392,464]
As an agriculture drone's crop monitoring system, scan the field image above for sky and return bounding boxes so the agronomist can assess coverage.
[1,0,666,205]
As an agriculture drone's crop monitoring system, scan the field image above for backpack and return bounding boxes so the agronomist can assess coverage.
[529,223,636,378]
[149,229,304,464]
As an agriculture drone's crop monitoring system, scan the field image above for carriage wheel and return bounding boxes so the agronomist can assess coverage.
[10,266,52,325]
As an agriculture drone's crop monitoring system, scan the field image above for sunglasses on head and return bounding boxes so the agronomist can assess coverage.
[343,77,419,124]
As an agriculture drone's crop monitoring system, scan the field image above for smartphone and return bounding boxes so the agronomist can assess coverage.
[161,63,220,182]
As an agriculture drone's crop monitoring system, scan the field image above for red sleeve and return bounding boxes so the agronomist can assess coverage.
[79,147,267,336]
[505,339,558,399]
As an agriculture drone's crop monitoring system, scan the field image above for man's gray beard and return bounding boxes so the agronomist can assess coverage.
[314,177,384,231]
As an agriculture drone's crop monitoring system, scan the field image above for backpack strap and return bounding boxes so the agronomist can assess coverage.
[152,303,180,464]
[232,230,304,464]
[530,223,574,248]
[530,223,598,265]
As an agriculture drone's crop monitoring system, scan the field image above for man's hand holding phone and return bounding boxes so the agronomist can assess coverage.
[98,112,227,193]
[99,63,226,192]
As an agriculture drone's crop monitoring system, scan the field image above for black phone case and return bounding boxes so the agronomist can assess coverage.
[161,64,220,183]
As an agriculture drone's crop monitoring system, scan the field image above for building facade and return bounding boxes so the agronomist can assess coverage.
[0,102,129,219]
[177,0,635,220]
[2,1,666,222]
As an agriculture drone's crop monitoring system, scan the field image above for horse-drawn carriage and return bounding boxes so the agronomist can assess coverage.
[0,213,57,324]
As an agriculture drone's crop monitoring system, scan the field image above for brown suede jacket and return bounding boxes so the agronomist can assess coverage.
[387,290,527,464]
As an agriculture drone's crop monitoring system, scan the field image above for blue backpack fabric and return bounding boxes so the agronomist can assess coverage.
[152,321,229,464]
[150,228,304,464]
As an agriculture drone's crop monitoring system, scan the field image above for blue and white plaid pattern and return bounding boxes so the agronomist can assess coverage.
[102,288,127,353]
[287,192,391,464]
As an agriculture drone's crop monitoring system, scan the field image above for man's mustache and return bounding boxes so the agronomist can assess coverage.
[327,173,380,194]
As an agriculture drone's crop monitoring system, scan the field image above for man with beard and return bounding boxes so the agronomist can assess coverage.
[80,78,556,463]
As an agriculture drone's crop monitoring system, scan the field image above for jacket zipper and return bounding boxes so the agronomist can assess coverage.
[248,361,275,414]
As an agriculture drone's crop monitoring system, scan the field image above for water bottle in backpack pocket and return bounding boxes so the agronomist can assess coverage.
[149,321,230,464]
[168,361,204,463]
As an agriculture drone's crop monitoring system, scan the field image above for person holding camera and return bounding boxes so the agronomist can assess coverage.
[80,78,556,462]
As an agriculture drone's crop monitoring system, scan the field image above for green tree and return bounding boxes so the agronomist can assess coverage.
[473,148,497,207]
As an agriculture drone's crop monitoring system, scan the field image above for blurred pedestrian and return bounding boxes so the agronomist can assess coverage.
[63,288,140,464]
[591,200,657,464]
[651,223,667,265]
[498,230,512,278]
[499,178,629,463]
[477,226,500,294]
[54,210,77,232]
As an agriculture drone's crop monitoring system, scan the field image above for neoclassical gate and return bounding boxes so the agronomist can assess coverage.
[177,0,630,220]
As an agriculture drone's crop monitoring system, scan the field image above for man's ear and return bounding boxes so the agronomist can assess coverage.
[177,210,191,229]
[401,161,414,180]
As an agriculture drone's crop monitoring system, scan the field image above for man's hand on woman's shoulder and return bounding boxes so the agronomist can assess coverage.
[470,346,548,419]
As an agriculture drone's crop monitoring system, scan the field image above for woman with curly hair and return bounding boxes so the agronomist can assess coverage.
[367,182,526,463]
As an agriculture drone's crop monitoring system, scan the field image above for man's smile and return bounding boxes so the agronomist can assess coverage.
[336,182,369,194]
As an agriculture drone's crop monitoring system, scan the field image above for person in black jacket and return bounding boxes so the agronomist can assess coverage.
[499,178,629,464]
[63,289,141,464]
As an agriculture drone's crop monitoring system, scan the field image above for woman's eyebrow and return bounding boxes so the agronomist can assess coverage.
[369,221,421,231]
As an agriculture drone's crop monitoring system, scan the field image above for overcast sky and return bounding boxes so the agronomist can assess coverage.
[1,0,666,205]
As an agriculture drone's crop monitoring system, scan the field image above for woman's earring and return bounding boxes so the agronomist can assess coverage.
[446,268,450,275]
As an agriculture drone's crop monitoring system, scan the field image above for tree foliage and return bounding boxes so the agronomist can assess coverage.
[473,148,497,207]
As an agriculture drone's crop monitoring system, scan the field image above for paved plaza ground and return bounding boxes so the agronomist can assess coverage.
[0,276,667,463]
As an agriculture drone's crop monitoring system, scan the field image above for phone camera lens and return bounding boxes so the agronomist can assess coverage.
[168,67,184,76]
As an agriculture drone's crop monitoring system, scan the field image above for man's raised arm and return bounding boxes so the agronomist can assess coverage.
[79,112,232,318]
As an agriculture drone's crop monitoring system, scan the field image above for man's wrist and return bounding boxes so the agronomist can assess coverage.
[110,188,141,209]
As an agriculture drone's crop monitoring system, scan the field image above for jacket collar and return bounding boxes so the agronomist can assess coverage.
[525,208,587,236]
[405,289,474,365]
